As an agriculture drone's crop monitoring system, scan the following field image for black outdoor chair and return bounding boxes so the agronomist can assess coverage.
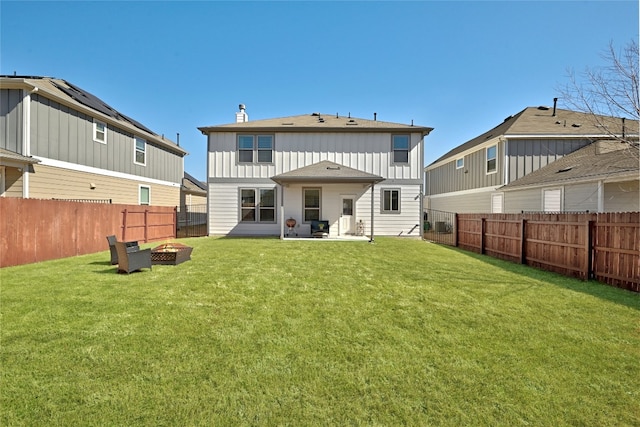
[106,235,139,265]
[310,220,330,237]
[114,241,152,274]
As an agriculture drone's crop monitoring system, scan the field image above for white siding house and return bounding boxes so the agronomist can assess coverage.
[200,108,433,238]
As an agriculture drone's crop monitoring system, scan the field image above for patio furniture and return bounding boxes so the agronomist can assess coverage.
[115,241,152,274]
[310,220,330,238]
[151,243,193,265]
[106,235,139,265]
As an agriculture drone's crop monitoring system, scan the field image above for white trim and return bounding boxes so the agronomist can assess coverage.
[134,136,146,166]
[138,184,151,205]
[93,119,107,144]
[486,144,497,175]
[597,180,604,212]
[0,166,5,197]
[491,192,504,213]
[35,157,181,187]
[427,185,503,199]
[22,89,31,197]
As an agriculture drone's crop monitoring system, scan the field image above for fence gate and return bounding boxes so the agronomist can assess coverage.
[177,204,207,238]
[423,208,456,246]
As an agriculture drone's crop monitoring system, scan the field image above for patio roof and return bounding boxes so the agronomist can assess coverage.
[0,148,41,167]
[271,160,385,185]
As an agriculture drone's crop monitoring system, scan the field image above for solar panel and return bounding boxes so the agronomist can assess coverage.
[52,80,156,136]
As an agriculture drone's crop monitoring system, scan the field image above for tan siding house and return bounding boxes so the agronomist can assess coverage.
[0,76,187,206]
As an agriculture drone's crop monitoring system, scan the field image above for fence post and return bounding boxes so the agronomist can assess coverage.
[520,218,527,264]
[480,218,486,255]
[454,213,458,247]
[174,206,178,238]
[586,220,594,280]
[144,209,149,243]
[122,209,128,241]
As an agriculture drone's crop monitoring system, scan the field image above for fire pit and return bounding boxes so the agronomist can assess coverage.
[151,243,193,265]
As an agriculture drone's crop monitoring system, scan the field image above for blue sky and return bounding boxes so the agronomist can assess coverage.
[1,1,637,182]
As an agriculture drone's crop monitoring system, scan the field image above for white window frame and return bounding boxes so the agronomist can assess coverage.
[303,187,321,223]
[391,135,410,165]
[486,144,497,174]
[239,187,277,223]
[456,158,464,169]
[139,185,151,205]
[93,119,107,144]
[134,137,146,166]
[543,188,562,212]
[381,188,401,214]
[237,134,274,164]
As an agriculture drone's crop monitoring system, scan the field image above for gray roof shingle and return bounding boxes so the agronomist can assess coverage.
[271,160,384,184]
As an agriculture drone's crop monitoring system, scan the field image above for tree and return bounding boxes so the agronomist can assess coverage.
[559,40,639,148]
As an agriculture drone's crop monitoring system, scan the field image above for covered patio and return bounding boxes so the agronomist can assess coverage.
[271,160,384,242]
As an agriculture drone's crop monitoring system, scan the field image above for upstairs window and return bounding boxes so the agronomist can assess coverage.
[238,135,274,164]
[392,135,410,164]
[93,119,107,144]
[486,144,497,174]
[456,158,464,169]
[381,188,400,213]
[134,137,146,166]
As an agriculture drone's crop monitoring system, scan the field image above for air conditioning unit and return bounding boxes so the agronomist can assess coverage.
[435,221,447,233]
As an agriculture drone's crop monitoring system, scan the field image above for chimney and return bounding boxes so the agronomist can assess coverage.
[236,104,248,123]
[552,98,558,117]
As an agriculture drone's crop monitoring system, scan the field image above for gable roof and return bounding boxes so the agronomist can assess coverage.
[182,172,207,194]
[271,160,384,184]
[501,141,639,190]
[199,113,433,136]
[0,75,187,156]
[429,106,638,166]
[0,147,41,165]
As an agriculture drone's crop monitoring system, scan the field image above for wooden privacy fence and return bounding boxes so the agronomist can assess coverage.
[0,198,177,267]
[454,212,639,292]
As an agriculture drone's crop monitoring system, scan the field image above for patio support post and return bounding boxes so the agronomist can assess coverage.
[369,183,375,243]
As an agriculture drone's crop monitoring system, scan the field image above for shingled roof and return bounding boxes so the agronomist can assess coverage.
[199,113,433,136]
[429,106,637,166]
[501,140,639,190]
[0,75,187,156]
[271,160,384,184]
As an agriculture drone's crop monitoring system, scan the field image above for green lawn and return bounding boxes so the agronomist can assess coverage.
[1,237,638,426]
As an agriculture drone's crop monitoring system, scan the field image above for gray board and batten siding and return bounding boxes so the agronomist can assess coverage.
[425,141,503,195]
[425,138,592,196]
[29,93,183,183]
[0,89,23,154]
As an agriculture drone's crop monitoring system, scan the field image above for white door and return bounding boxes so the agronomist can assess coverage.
[340,196,355,235]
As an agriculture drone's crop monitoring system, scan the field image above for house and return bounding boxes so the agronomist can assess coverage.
[181,171,207,208]
[500,140,639,212]
[199,106,433,238]
[0,75,187,206]
[424,103,638,213]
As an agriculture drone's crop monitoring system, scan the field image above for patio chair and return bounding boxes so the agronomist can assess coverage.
[106,235,138,265]
[114,241,152,274]
[310,220,330,238]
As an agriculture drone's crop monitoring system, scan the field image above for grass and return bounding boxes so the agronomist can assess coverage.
[1,237,639,426]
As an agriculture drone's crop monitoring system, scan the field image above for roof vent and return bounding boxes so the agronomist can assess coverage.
[538,106,550,110]
[557,166,574,173]
[326,166,341,170]
[311,112,320,116]
[571,123,582,127]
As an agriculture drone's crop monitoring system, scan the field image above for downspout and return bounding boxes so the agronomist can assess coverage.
[205,132,210,236]
[420,133,425,240]
[369,183,375,243]
[597,180,604,212]
[23,87,35,198]
[279,184,285,239]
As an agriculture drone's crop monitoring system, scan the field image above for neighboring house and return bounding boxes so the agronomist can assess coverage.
[199,106,433,238]
[501,140,639,213]
[0,75,187,206]
[181,171,207,207]
[424,104,638,213]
